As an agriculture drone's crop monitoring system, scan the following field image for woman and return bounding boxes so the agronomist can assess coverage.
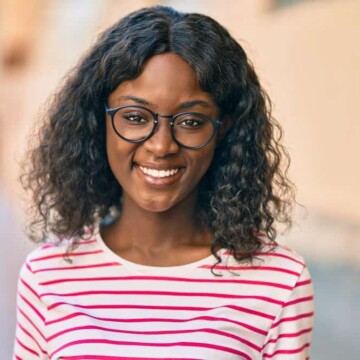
[14,5,314,359]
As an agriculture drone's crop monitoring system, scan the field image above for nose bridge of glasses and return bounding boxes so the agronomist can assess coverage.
[153,113,176,129]
[152,113,175,139]
[156,113,174,123]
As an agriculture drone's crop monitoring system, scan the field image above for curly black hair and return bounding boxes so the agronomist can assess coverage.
[22,5,295,264]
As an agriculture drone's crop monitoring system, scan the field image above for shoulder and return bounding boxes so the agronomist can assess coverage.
[256,241,306,272]
[22,234,104,274]
[216,241,310,290]
[221,240,306,269]
[256,242,312,287]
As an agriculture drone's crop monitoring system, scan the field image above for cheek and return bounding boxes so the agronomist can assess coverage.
[106,124,133,180]
[188,146,216,184]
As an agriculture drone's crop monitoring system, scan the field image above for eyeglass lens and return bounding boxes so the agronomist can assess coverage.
[112,106,215,148]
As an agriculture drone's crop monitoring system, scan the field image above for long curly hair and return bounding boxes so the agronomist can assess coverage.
[22,5,295,264]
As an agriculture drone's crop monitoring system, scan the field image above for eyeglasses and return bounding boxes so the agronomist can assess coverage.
[104,104,223,149]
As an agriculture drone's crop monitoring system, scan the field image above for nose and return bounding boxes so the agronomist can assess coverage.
[143,117,180,157]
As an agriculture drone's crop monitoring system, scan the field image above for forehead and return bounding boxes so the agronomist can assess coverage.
[108,53,216,110]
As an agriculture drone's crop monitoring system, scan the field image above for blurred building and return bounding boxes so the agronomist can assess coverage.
[0,0,359,358]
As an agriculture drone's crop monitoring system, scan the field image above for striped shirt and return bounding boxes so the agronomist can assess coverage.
[14,232,314,359]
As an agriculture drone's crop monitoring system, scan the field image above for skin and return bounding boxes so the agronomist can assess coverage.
[102,53,226,266]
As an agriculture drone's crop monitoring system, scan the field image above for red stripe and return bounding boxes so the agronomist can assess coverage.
[40,290,283,305]
[47,325,261,351]
[61,357,201,360]
[47,301,274,320]
[18,307,46,340]
[30,249,103,262]
[33,262,119,274]
[222,248,303,265]
[283,296,314,307]
[253,252,304,266]
[271,312,314,329]
[199,265,300,276]
[47,302,210,311]
[77,239,97,245]
[20,277,40,299]
[46,313,267,335]
[39,275,292,290]
[263,327,313,346]
[16,337,39,356]
[19,293,45,322]
[25,262,33,272]
[40,239,97,249]
[296,279,312,287]
[226,304,275,319]
[51,339,252,360]
[41,243,55,249]
[263,342,310,358]
[17,323,47,354]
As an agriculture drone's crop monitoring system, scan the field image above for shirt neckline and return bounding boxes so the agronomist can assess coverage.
[94,229,221,275]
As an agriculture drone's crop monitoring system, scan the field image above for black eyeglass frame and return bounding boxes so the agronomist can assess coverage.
[104,104,223,150]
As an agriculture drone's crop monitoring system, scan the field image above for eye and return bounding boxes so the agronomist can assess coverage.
[180,119,201,127]
[176,116,206,128]
[123,113,149,125]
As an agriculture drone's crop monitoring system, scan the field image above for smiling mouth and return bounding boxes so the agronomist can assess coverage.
[138,166,180,178]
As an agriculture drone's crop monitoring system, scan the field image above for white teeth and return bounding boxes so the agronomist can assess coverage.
[139,166,179,178]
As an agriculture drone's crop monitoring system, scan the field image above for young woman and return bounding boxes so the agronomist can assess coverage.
[14,6,314,359]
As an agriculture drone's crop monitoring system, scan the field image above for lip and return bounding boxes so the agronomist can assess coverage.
[134,164,184,187]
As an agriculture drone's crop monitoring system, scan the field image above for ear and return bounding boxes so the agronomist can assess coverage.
[216,115,232,146]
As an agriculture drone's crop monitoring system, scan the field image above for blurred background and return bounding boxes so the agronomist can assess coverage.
[0,0,359,358]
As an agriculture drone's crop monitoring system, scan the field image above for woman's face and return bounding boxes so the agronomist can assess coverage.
[106,53,221,213]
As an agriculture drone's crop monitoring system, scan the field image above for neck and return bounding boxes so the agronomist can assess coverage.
[105,191,210,255]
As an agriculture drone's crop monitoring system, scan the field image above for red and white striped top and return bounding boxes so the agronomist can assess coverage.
[14,232,314,359]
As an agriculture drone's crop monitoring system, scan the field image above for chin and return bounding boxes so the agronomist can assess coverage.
[139,199,178,213]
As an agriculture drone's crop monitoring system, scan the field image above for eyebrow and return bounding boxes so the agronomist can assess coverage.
[116,96,211,110]
[117,96,152,107]
[177,100,211,110]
